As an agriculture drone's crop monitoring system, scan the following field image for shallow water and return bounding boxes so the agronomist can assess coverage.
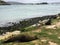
[0,4,60,26]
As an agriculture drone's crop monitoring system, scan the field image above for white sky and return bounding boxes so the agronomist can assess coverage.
[3,0,60,3]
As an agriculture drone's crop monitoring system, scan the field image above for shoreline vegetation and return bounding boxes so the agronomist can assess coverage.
[0,13,60,45]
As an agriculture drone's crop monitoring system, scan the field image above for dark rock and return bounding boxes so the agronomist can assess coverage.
[40,2,48,4]
[45,19,51,25]
[3,33,38,43]
[58,13,60,16]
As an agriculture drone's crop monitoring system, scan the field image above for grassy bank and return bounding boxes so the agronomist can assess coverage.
[0,16,60,45]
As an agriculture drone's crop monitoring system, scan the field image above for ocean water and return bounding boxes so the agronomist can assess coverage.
[0,4,60,26]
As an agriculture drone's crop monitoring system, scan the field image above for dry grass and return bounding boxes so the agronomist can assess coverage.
[0,18,60,45]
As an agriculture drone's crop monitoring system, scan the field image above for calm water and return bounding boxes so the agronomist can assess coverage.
[0,4,60,26]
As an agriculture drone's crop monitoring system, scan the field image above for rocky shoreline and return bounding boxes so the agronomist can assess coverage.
[0,13,60,34]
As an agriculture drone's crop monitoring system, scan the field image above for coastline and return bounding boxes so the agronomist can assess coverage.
[0,13,60,34]
[0,13,60,45]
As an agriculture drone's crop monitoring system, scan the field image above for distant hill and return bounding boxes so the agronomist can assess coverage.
[51,2,60,4]
[0,1,10,5]
[7,1,24,5]
[6,1,48,5]
[40,2,48,4]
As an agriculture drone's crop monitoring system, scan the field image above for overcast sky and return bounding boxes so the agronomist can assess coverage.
[3,0,60,3]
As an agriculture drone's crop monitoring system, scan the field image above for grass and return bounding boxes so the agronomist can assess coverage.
[0,18,60,45]
[51,18,60,25]
[21,26,39,32]
[1,27,60,45]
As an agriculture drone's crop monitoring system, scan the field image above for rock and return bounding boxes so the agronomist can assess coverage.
[58,36,60,39]
[58,13,60,16]
[0,31,38,43]
[31,24,37,27]
[31,23,41,27]
[45,19,51,25]
[49,41,58,45]
[41,19,51,25]
[56,22,60,28]
[12,31,21,35]
[41,39,47,42]
[45,25,56,29]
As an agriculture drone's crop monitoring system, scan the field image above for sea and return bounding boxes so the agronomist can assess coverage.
[0,4,60,26]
